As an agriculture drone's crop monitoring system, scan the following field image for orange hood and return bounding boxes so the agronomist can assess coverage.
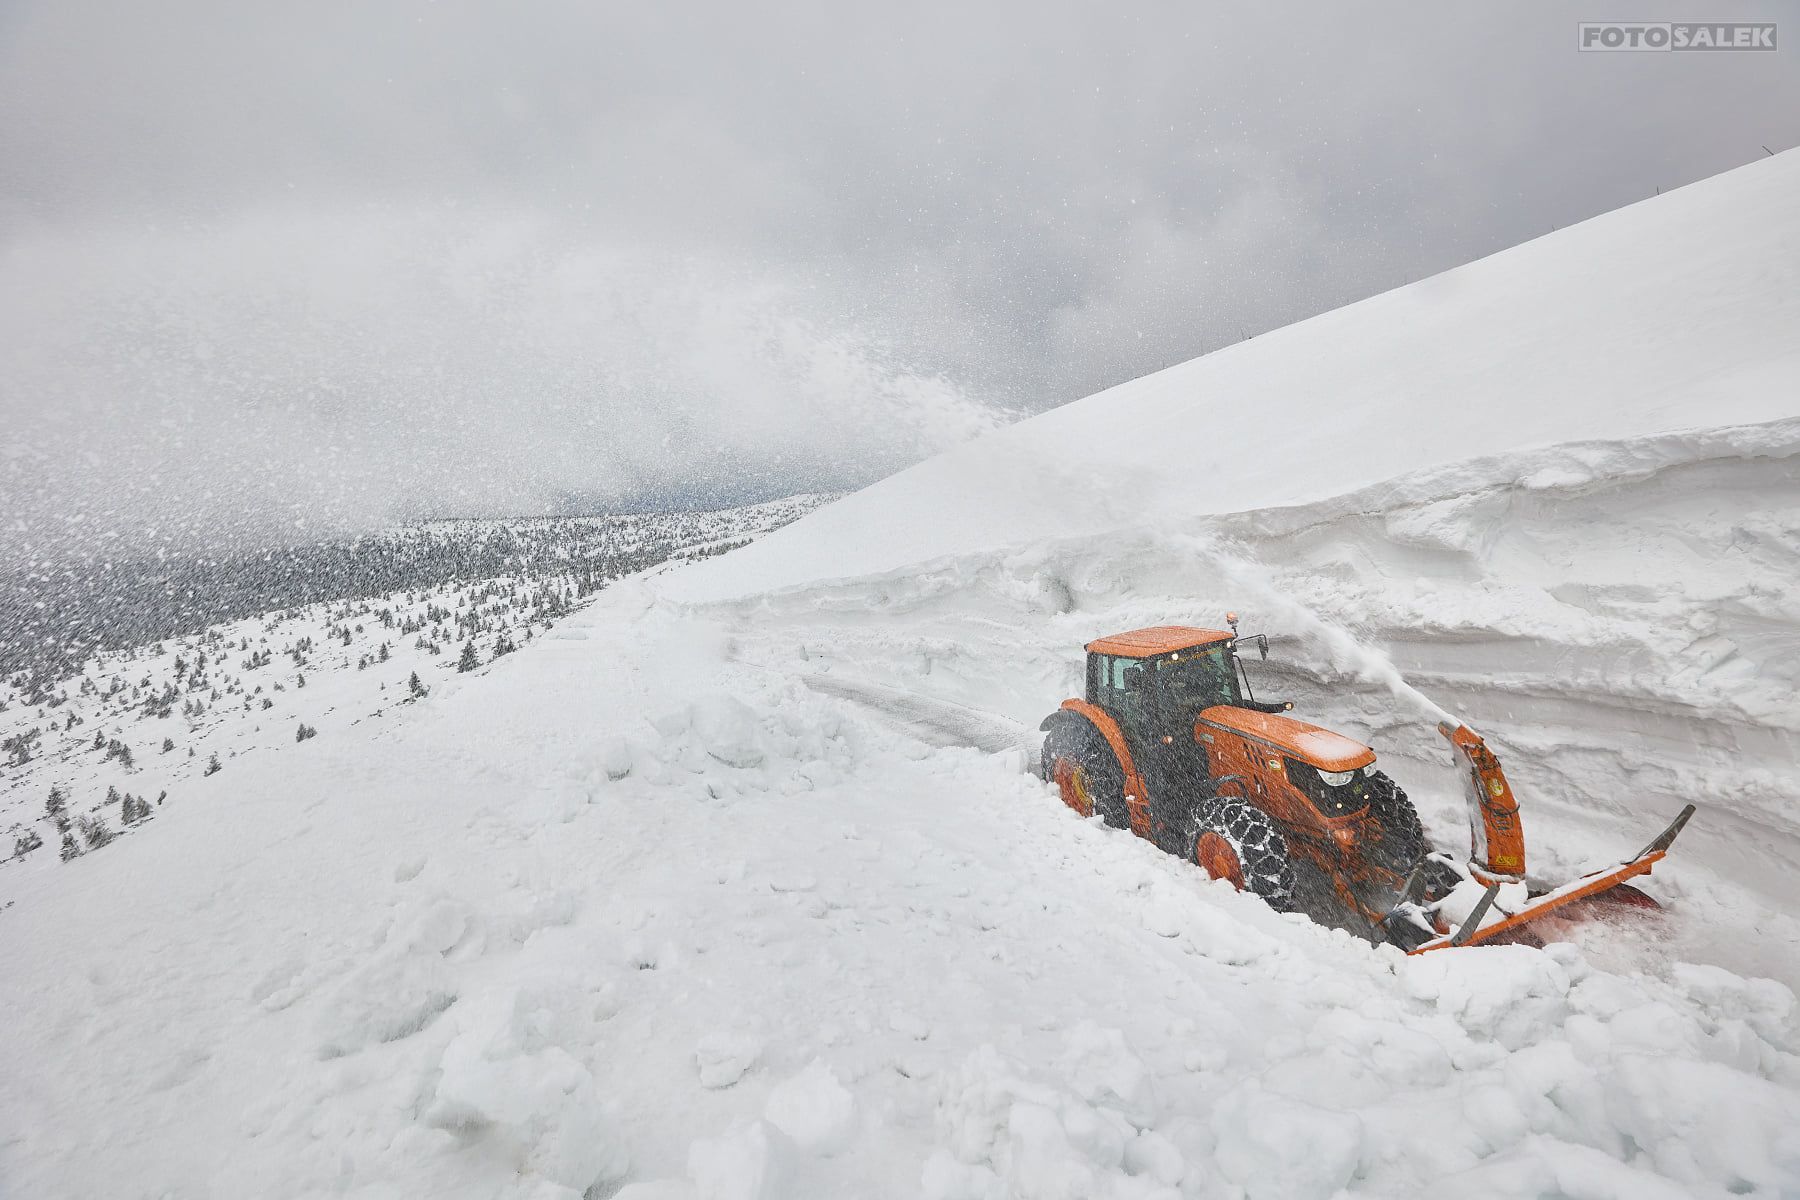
[1196,706,1377,772]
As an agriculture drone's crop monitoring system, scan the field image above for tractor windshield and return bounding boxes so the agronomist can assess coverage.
[1158,645,1241,722]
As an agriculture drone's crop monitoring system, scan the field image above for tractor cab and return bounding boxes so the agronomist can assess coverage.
[1083,624,1286,750]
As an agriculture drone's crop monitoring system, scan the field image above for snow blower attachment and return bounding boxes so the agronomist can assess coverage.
[1385,722,1696,953]
[1038,624,1697,954]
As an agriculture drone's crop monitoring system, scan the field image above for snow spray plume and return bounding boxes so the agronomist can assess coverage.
[1165,531,1461,728]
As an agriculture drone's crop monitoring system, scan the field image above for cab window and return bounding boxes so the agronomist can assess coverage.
[1089,653,1154,742]
[1157,646,1240,723]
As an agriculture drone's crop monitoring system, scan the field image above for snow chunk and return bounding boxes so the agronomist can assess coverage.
[1599,1055,1800,1192]
[921,1151,999,1200]
[649,708,692,739]
[424,986,630,1195]
[932,1043,1166,1199]
[1450,1136,1696,1200]
[688,1120,793,1200]
[689,695,766,768]
[1210,1086,1363,1199]
[1123,1130,1184,1186]
[1400,944,1570,1049]
[695,1031,764,1089]
[764,1059,857,1156]
[1004,1100,1115,1198]
[1057,1022,1157,1130]
[312,954,456,1059]
[1671,961,1797,1039]
[598,736,635,780]
[397,895,479,957]
[936,1045,1062,1170]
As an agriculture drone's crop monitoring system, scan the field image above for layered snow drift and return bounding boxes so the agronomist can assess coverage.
[713,413,1800,973]
[664,148,1800,605]
[5,154,1800,1198]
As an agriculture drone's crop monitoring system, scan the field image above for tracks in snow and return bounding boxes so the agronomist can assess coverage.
[799,673,1036,758]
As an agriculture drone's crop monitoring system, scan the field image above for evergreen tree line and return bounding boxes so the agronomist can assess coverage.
[0,511,776,683]
[13,782,165,862]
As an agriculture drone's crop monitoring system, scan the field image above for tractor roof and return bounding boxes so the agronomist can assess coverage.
[1085,625,1233,658]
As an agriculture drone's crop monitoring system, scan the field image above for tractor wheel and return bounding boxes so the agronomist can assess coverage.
[1185,797,1297,911]
[1041,716,1130,829]
[1361,770,1425,876]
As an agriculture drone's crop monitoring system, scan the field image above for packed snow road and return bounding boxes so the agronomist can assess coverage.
[797,672,1033,755]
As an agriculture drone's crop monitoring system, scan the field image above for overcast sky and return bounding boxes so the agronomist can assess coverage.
[2,1,1795,559]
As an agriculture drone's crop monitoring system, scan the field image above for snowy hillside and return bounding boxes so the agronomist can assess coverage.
[0,493,832,681]
[663,149,1800,603]
[4,157,1800,1200]
[0,497,825,896]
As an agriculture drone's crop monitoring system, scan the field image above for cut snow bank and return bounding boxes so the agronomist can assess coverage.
[708,412,1800,965]
[663,149,1800,605]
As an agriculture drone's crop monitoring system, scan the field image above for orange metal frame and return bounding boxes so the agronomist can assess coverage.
[1408,851,1667,954]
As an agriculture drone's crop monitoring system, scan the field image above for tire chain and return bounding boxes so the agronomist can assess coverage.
[1197,797,1297,910]
[1363,771,1424,873]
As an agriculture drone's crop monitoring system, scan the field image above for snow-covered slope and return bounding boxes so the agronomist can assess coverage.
[664,149,1800,605]
[0,498,826,892]
[4,156,1799,1200]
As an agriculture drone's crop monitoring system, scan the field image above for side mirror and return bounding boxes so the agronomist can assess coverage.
[1257,634,1269,661]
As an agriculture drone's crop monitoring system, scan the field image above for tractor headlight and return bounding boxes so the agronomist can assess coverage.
[1318,769,1357,787]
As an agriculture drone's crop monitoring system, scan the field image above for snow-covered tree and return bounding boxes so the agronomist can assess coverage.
[77,814,112,848]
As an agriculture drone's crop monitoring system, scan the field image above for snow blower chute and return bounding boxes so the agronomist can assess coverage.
[1037,623,1696,953]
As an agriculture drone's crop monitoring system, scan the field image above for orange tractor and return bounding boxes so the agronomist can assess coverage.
[1039,622,1694,953]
